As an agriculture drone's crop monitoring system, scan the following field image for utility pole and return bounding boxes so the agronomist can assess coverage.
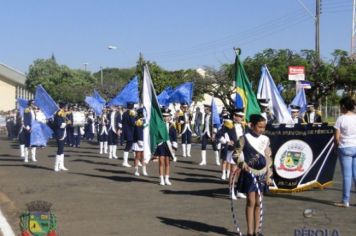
[100,66,103,86]
[315,0,321,60]
[352,0,356,56]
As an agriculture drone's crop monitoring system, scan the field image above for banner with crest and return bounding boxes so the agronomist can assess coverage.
[265,124,337,192]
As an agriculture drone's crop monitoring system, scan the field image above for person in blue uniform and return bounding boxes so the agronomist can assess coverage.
[107,105,121,159]
[200,104,219,166]
[178,103,193,157]
[258,98,275,125]
[54,102,70,172]
[234,114,273,236]
[23,100,37,163]
[290,105,304,124]
[122,102,136,167]
[133,108,147,176]
[98,107,109,154]
[65,105,74,146]
[155,107,175,185]
[85,109,96,141]
[217,108,247,199]
[304,102,322,123]
[18,116,26,159]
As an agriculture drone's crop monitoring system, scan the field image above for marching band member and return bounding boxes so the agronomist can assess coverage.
[122,102,136,167]
[18,115,26,159]
[54,102,70,172]
[164,108,178,162]
[258,98,275,125]
[85,110,96,141]
[107,105,121,159]
[156,107,175,185]
[200,104,220,166]
[218,108,247,199]
[234,114,273,236]
[65,105,74,146]
[98,107,109,154]
[133,109,147,176]
[290,105,303,124]
[304,102,322,124]
[179,102,193,157]
[23,100,37,163]
[72,105,82,148]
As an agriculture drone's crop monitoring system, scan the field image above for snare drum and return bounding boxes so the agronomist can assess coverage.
[72,111,86,127]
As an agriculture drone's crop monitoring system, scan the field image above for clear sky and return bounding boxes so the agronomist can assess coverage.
[0,0,352,73]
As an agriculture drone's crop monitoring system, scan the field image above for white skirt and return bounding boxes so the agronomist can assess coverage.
[132,142,144,152]
[226,150,235,164]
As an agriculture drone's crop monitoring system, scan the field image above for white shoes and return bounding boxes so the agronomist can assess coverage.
[142,166,148,176]
[159,176,165,185]
[165,176,172,185]
[221,171,226,180]
[236,192,246,199]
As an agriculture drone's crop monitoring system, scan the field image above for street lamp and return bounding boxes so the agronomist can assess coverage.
[83,63,88,71]
[100,66,103,86]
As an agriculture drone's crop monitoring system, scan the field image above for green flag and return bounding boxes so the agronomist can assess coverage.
[234,52,261,121]
[142,65,170,162]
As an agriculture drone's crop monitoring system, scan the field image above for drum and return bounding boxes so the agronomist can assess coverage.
[72,111,86,127]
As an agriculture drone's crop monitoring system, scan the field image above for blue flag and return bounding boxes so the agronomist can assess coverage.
[157,87,174,107]
[108,76,139,106]
[85,96,105,115]
[211,97,221,128]
[17,98,28,118]
[35,85,59,119]
[30,120,53,146]
[169,82,194,105]
[290,88,307,114]
[93,89,106,104]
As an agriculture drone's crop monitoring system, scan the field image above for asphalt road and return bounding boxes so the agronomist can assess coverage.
[0,136,355,236]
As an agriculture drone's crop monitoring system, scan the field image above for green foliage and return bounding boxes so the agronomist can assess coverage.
[26,57,96,103]
[92,67,136,100]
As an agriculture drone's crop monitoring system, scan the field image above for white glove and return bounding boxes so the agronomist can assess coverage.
[172,142,178,149]
[138,140,144,148]
[60,123,66,129]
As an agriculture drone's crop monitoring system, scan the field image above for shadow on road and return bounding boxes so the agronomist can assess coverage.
[161,187,228,199]
[266,193,335,206]
[157,216,235,236]
[71,159,118,167]
[71,172,157,184]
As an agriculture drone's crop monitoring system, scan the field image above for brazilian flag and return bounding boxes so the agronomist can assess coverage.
[234,52,261,121]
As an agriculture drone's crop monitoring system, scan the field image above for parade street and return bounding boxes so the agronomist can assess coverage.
[0,136,355,236]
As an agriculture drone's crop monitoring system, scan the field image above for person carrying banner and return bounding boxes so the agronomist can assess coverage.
[234,114,273,236]
[155,107,175,185]
[107,105,121,160]
[122,102,136,167]
[258,99,275,125]
[290,105,303,124]
[54,102,69,172]
[200,104,219,166]
[304,102,322,124]
[98,106,109,154]
[23,100,38,163]
[133,108,147,176]
[334,96,356,208]
[179,102,193,157]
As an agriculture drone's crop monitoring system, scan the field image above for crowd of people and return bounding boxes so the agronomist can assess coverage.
[3,96,356,236]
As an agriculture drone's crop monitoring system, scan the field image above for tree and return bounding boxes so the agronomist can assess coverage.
[26,57,96,103]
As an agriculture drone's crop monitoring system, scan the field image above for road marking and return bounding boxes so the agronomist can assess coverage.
[0,208,15,236]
